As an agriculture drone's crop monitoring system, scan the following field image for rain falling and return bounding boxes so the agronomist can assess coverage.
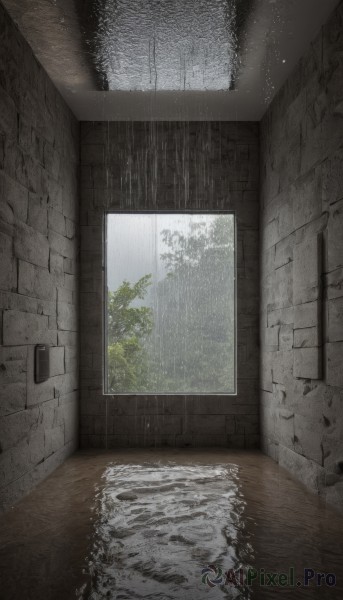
[106,213,236,394]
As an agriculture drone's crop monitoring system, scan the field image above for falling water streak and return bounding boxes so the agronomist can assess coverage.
[105,396,108,449]
[135,396,138,447]
[183,394,188,446]
[148,39,152,86]
[154,396,159,448]
[153,32,158,92]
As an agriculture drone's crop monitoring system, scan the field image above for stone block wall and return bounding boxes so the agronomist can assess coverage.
[260,1,343,510]
[80,121,259,448]
[0,3,79,510]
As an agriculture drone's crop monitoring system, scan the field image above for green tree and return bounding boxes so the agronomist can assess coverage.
[107,275,153,393]
[148,215,235,393]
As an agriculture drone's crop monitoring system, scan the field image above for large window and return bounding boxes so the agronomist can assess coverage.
[105,213,236,395]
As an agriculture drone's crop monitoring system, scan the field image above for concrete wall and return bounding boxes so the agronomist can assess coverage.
[80,121,259,448]
[260,1,343,510]
[0,3,79,510]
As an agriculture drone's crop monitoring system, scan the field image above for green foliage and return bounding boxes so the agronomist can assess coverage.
[107,275,153,393]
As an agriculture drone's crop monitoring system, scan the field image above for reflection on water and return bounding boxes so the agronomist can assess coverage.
[80,462,252,599]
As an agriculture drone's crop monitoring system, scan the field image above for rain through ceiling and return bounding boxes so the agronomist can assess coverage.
[1,0,341,120]
[93,0,237,92]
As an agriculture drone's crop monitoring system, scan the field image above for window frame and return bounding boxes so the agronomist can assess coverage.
[103,210,237,396]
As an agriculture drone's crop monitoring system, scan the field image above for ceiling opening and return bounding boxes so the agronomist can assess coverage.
[1,0,340,120]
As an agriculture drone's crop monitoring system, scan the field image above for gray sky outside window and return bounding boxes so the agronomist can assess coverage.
[106,213,236,394]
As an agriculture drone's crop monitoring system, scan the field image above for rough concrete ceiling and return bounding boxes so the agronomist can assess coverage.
[1,0,340,120]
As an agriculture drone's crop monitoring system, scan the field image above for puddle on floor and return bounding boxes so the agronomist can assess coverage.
[79,462,252,599]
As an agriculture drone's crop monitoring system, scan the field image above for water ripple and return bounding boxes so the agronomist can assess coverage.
[82,462,251,599]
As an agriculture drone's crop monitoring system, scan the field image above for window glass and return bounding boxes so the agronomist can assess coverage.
[106,213,236,394]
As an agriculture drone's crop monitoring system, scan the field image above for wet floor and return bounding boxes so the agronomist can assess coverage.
[0,449,342,599]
